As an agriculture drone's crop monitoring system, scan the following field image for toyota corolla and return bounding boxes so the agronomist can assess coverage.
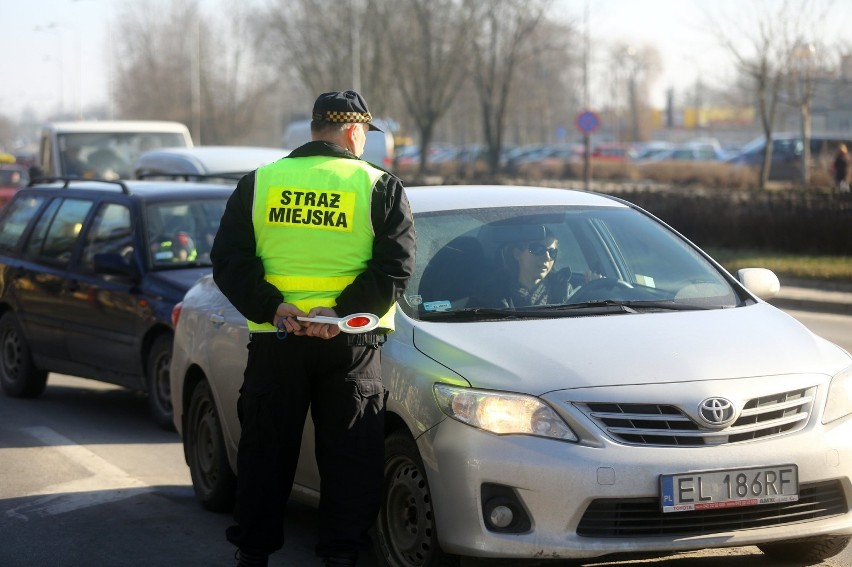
[171,185,852,566]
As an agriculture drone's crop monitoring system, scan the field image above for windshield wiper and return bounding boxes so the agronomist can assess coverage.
[420,302,638,321]
[155,260,212,270]
[420,307,526,321]
[549,300,639,313]
[419,300,720,322]
[557,299,717,312]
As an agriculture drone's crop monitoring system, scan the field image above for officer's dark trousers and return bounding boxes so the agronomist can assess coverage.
[225,332,385,559]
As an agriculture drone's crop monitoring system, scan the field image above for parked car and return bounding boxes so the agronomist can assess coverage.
[591,142,637,161]
[638,143,725,163]
[171,185,852,566]
[133,145,288,182]
[631,141,675,161]
[725,132,852,180]
[0,163,29,208]
[0,177,232,428]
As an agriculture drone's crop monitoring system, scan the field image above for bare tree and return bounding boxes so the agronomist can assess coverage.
[256,0,399,124]
[508,19,579,146]
[706,0,832,189]
[379,0,474,175]
[781,2,834,186]
[608,43,662,142]
[465,0,554,174]
[113,0,277,144]
[113,1,199,123]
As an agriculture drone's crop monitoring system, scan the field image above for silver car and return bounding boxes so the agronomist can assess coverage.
[170,185,852,566]
[133,145,288,182]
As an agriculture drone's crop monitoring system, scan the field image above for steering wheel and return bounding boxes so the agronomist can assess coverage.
[568,277,635,303]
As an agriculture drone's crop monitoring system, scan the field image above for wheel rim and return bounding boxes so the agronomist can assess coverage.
[151,350,172,412]
[0,327,21,382]
[381,454,436,567]
[193,398,219,489]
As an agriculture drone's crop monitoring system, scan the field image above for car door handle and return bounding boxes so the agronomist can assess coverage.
[209,313,225,326]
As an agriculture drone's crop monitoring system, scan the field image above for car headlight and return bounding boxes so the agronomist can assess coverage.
[433,383,578,441]
[824,366,852,424]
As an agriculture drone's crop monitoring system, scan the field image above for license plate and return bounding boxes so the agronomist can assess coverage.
[660,465,798,513]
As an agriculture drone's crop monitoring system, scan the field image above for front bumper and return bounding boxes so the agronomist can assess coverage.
[421,414,852,559]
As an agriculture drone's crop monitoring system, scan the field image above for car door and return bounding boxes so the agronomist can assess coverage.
[14,197,94,363]
[63,200,146,385]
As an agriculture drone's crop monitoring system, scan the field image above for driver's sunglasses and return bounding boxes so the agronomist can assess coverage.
[527,243,558,260]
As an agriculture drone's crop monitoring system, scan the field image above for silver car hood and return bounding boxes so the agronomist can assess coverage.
[411,303,851,394]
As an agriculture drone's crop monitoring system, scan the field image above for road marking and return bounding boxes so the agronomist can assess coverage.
[4,426,150,521]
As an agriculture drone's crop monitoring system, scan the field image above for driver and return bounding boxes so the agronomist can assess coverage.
[496,228,575,308]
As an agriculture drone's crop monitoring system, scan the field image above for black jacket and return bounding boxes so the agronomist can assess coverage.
[211,141,416,326]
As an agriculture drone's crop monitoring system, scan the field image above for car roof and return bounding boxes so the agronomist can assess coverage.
[134,146,287,176]
[23,179,233,201]
[43,120,191,134]
[405,185,627,213]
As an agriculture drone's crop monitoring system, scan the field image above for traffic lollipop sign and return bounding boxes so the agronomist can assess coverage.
[297,312,380,334]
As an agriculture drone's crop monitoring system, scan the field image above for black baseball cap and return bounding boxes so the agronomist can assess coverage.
[311,90,382,132]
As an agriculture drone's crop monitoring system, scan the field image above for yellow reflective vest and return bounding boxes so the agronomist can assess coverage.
[249,155,395,332]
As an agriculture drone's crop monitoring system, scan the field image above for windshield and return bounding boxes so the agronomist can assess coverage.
[58,132,189,180]
[145,199,226,269]
[399,205,740,321]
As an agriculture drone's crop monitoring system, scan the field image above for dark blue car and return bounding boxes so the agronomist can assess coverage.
[0,178,231,428]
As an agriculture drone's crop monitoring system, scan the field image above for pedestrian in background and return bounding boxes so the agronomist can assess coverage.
[210,90,416,567]
[832,143,849,193]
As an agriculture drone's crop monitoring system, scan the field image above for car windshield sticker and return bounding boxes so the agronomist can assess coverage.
[423,300,452,312]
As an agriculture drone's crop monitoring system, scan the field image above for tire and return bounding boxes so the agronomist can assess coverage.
[758,535,851,565]
[185,380,236,512]
[0,312,48,398]
[146,334,174,430]
[373,431,458,567]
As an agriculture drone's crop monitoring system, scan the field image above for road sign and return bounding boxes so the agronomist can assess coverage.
[576,110,601,134]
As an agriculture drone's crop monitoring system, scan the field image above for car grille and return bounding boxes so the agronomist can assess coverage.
[575,387,816,446]
[577,480,847,537]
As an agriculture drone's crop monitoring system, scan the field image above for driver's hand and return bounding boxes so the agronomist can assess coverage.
[584,270,603,282]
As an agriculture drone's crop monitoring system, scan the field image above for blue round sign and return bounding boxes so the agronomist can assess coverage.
[576,110,600,134]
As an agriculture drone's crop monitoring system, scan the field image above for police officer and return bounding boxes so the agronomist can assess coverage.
[210,90,415,567]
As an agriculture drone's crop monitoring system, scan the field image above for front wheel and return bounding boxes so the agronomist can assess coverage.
[146,334,174,430]
[185,380,236,512]
[758,535,851,564]
[0,312,48,398]
[373,431,458,567]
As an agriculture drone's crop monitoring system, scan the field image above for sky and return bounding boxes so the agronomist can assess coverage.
[1,0,850,120]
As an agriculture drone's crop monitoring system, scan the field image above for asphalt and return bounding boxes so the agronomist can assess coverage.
[770,277,852,315]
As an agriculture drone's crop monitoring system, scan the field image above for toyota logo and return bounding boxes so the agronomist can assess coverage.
[698,397,736,427]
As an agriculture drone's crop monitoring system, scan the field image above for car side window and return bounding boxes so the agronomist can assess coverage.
[0,195,46,251]
[81,203,133,271]
[25,198,94,265]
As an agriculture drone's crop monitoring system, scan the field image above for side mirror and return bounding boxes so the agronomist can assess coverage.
[94,252,139,279]
[737,268,780,300]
